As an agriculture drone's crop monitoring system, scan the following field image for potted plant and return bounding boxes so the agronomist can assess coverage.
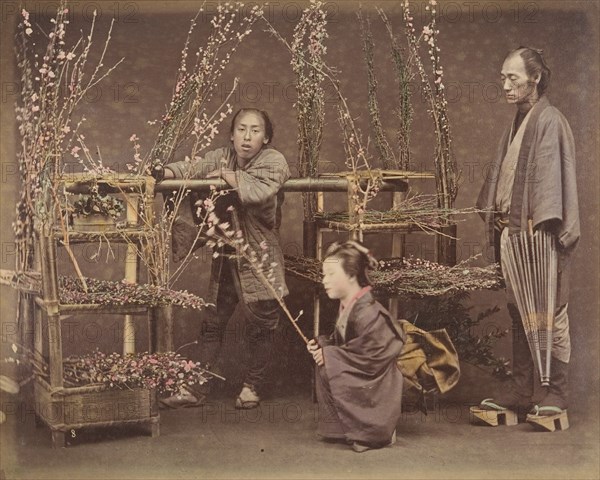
[71,189,125,232]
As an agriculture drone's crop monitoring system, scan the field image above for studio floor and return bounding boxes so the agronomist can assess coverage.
[1,385,599,480]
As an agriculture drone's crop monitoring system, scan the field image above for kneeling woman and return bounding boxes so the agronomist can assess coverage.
[307,241,404,452]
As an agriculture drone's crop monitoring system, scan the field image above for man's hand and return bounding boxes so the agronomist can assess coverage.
[207,158,237,188]
[307,339,324,366]
[151,165,165,182]
[494,215,508,232]
[151,165,174,182]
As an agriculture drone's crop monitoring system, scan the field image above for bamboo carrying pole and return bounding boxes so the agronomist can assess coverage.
[155,176,415,194]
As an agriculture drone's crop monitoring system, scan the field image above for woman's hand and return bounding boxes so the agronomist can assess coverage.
[307,339,324,366]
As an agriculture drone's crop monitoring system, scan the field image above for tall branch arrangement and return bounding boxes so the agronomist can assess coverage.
[359,11,396,170]
[14,1,122,273]
[136,2,263,175]
[370,9,415,170]
[290,0,328,221]
[401,0,458,207]
[263,9,383,239]
[126,2,263,289]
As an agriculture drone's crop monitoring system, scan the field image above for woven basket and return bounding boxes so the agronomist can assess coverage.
[34,378,158,431]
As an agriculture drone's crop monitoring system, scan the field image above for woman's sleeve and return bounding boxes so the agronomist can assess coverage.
[323,308,403,377]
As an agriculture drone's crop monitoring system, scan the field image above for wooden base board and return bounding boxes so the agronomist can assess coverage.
[469,406,518,426]
[526,410,569,432]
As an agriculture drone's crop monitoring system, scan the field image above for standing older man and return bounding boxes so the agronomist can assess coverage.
[473,47,580,430]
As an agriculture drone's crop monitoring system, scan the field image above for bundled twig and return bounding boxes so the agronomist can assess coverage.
[373,256,502,297]
[400,293,510,379]
[284,254,502,297]
[262,11,382,234]
[315,194,482,235]
[14,0,122,277]
[359,10,396,169]
[0,269,42,295]
[379,9,414,170]
[14,1,122,271]
[58,276,210,309]
[399,0,458,207]
[62,350,214,394]
[14,0,123,305]
[124,3,262,292]
[291,0,328,221]
[5,343,220,395]
[0,270,209,310]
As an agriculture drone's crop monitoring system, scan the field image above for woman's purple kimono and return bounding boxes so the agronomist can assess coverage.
[316,291,404,445]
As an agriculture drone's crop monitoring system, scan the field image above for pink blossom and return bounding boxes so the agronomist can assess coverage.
[183,360,195,372]
[25,28,33,36]
[31,105,39,112]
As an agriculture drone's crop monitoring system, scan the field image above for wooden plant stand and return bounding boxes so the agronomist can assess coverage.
[32,174,161,447]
